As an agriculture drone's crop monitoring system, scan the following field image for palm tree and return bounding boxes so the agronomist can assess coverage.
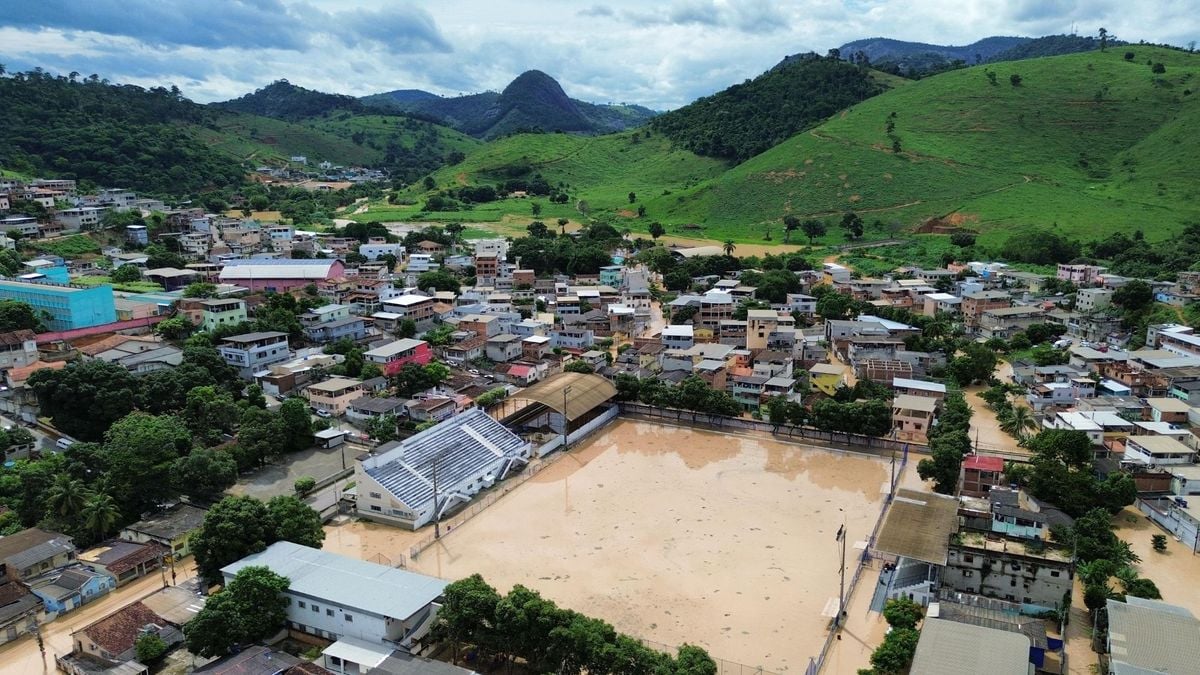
[999,405,1038,440]
[81,493,121,541]
[46,475,91,519]
[722,239,736,257]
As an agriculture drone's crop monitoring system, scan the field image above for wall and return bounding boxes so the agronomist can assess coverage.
[941,544,1072,612]
[283,592,393,643]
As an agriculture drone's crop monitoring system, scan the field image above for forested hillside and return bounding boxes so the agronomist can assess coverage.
[0,69,244,195]
[649,54,902,162]
[215,80,367,121]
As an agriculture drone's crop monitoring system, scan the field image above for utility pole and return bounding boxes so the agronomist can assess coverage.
[562,384,573,451]
[835,522,847,627]
[432,452,441,540]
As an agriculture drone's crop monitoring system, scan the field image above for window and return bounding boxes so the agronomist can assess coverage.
[1050,570,1061,577]
[370,505,382,512]
[1010,579,1017,587]
[963,555,974,563]
[962,570,974,578]
[329,656,343,666]
[326,609,334,617]
[370,492,382,499]
[1011,564,1021,572]
[345,614,353,623]
[298,601,306,609]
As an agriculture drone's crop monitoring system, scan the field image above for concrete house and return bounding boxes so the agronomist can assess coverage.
[363,338,432,376]
[78,540,162,587]
[306,377,365,417]
[892,394,938,442]
[198,298,248,332]
[942,530,1074,613]
[119,503,207,560]
[28,566,114,618]
[0,569,42,646]
[0,527,76,580]
[218,331,291,379]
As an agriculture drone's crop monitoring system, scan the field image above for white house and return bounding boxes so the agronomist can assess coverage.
[221,541,447,648]
[662,324,695,351]
[359,242,404,261]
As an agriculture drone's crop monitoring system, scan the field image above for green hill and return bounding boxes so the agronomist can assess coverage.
[215,80,367,121]
[650,55,905,162]
[649,46,1200,245]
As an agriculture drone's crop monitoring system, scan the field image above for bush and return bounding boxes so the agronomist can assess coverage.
[882,597,923,630]
[135,633,168,662]
[1151,62,1166,74]
[1152,534,1168,552]
[293,476,316,495]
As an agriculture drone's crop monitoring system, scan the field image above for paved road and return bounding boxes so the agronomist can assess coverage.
[0,559,199,674]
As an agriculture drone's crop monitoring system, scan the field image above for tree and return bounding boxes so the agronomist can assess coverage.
[840,212,864,239]
[947,342,997,385]
[245,384,267,410]
[782,215,799,243]
[191,495,277,586]
[28,360,137,441]
[135,633,168,663]
[869,627,919,674]
[531,202,543,217]
[182,386,241,446]
[184,566,290,657]
[267,494,325,548]
[999,405,1038,440]
[557,218,569,235]
[527,221,549,238]
[1124,51,1135,61]
[102,412,193,518]
[432,574,503,664]
[154,315,192,340]
[1152,534,1168,552]
[46,474,91,520]
[1099,27,1108,51]
[722,239,736,257]
[1113,279,1152,312]
[882,597,923,630]
[111,264,142,283]
[236,408,287,469]
[1010,73,1022,86]
[171,449,237,503]
[367,413,400,443]
[801,218,826,244]
[1151,62,1166,74]
[279,398,314,452]
[417,270,461,293]
[564,360,595,374]
[648,221,666,240]
[81,493,121,541]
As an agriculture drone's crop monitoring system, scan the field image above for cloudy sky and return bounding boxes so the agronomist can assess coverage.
[1,0,1197,109]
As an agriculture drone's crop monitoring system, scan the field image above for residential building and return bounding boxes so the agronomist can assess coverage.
[0,569,42,646]
[1147,396,1192,424]
[218,331,291,378]
[71,600,183,665]
[28,566,114,619]
[979,305,1046,339]
[892,394,938,442]
[1124,435,1195,466]
[406,397,457,422]
[809,363,846,396]
[223,541,446,647]
[0,278,117,331]
[78,540,161,587]
[922,292,962,317]
[54,206,105,232]
[961,290,1012,331]
[199,298,248,332]
[119,503,207,560]
[143,267,198,291]
[662,324,694,351]
[380,294,436,326]
[306,316,368,344]
[346,396,406,424]
[0,527,76,580]
[363,338,432,376]
[942,530,1073,613]
[1106,597,1200,675]
[406,254,438,273]
[960,455,1005,497]
[0,329,38,369]
[485,333,523,363]
[909,619,1031,675]
[1057,263,1104,285]
[1076,287,1114,313]
[218,259,346,293]
[80,335,183,374]
[356,408,532,529]
[359,241,404,261]
[892,377,947,400]
[306,377,365,416]
[552,326,594,350]
[745,309,780,350]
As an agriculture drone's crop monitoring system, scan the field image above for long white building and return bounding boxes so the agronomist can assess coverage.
[221,541,447,648]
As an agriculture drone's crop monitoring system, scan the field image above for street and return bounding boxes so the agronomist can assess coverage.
[0,559,199,674]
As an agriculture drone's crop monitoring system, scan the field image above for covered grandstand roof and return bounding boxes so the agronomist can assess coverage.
[219,258,339,280]
[362,408,529,512]
[515,372,617,421]
[874,489,960,565]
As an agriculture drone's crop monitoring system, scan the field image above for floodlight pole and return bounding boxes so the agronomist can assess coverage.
[836,514,847,628]
[432,453,441,540]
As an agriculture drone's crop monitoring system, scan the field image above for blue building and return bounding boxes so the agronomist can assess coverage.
[0,278,118,331]
[28,566,115,618]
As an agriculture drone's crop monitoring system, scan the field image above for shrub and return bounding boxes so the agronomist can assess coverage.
[1152,534,1168,552]
[135,633,168,662]
[293,476,316,495]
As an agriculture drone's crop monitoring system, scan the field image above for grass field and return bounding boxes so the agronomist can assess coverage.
[352,46,1199,248]
[192,114,380,166]
[72,276,164,293]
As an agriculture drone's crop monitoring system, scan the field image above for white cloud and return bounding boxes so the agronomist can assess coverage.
[0,0,1196,109]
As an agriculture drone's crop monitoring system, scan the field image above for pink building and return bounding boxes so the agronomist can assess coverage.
[1056,263,1105,286]
[363,338,432,376]
[218,259,345,293]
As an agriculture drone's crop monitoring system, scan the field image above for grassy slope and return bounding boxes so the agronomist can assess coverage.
[192,113,382,166]
[356,131,728,228]
[307,114,481,155]
[657,46,1200,245]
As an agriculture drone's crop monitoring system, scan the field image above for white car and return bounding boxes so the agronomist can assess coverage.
[314,409,332,418]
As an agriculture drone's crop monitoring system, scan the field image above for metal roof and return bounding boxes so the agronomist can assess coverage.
[874,489,960,565]
[364,338,427,359]
[0,528,74,570]
[221,541,447,621]
[515,372,617,421]
[219,259,338,280]
[909,619,1030,675]
[1107,597,1200,674]
[893,394,938,413]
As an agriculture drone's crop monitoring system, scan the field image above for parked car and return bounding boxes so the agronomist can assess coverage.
[314,409,332,418]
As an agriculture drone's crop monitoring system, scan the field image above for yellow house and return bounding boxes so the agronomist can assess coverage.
[809,363,847,396]
[305,377,364,416]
